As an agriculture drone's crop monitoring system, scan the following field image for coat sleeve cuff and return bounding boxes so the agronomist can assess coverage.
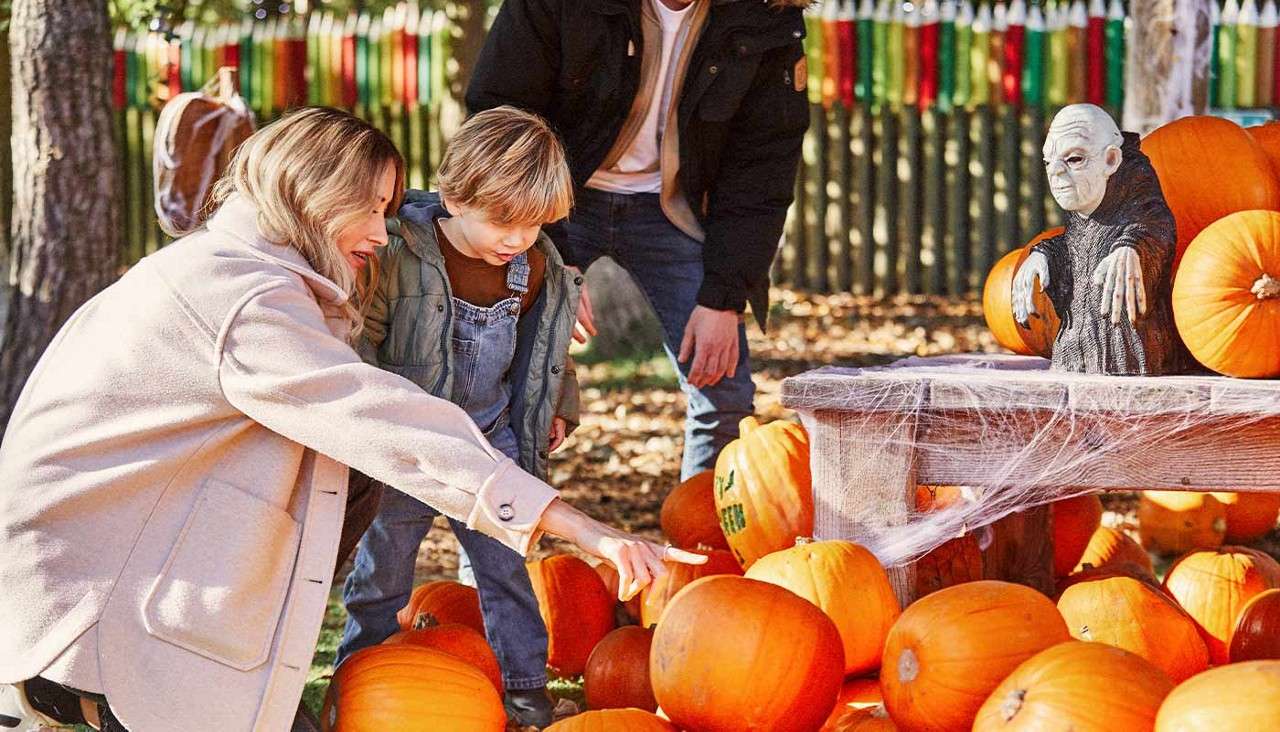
[465,458,559,555]
[696,277,748,313]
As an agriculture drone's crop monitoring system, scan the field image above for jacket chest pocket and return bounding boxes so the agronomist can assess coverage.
[693,56,761,122]
[142,478,301,671]
[381,293,448,370]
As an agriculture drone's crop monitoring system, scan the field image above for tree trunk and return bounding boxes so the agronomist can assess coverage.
[0,0,121,437]
[1122,0,1214,135]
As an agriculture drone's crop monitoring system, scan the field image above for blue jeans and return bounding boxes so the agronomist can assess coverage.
[563,188,755,478]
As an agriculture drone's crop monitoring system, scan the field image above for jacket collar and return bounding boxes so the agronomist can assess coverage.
[391,189,570,272]
[207,195,350,305]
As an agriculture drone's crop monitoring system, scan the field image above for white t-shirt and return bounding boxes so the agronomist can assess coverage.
[587,0,692,194]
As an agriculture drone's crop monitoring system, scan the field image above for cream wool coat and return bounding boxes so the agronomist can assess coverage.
[0,196,558,731]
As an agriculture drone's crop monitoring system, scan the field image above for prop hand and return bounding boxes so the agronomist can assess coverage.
[1012,251,1050,327]
[1092,246,1146,325]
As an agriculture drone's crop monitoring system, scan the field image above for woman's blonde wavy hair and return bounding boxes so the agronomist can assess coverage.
[203,107,405,338]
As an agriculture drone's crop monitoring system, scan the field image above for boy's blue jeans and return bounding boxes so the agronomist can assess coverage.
[563,187,756,479]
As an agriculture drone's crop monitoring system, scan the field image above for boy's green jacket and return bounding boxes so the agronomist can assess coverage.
[361,190,582,481]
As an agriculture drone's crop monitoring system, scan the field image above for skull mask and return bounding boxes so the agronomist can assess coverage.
[1043,104,1124,217]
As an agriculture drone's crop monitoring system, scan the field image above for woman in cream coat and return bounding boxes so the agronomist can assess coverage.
[0,108,695,731]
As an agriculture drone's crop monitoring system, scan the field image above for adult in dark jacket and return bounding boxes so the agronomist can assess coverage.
[467,0,811,478]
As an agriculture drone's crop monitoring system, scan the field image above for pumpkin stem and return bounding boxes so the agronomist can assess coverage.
[897,648,920,683]
[1253,273,1280,300]
[411,613,440,631]
[1000,689,1027,722]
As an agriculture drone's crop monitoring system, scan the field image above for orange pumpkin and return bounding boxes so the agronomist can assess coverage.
[1172,210,1280,377]
[827,705,898,732]
[659,470,729,551]
[544,709,678,732]
[396,580,485,635]
[1210,491,1280,543]
[639,547,742,628]
[1137,491,1226,555]
[384,622,503,693]
[1248,122,1280,180]
[982,229,1063,357]
[820,678,885,731]
[594,561,643,624]
[1074,525,1154,575]
[320,645,506,732]
[1154,661,1280,731]
[584,626,657,712]
[712,417,813,568]
[745,539,900,676]
[915,534,985,598]
[650,575,844,732]
[973,641,1174,731]
[880,580,1070,732]
[1052,494,1103,578]
[1230,588,1280,662]
[1142,116,1280,273]
[1162,546,1280,664]
[1056,573,1209,683]
[1054,561,1162,597]
[528,555,617,677]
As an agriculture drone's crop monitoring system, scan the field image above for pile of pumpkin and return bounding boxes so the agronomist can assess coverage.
[320,417,1280,731]
[984,115,1280,379]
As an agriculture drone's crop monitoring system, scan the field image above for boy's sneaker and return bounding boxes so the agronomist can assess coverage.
[503,688,555,729]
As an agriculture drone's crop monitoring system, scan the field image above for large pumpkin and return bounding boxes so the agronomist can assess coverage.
[384,622,503,693]
[1137,491,1226,555]
[973,641,1174,731]
[594,561,643,625]
[712,416,813,568]
[880,580,1070,732]
[1074,525,1154,575]
[528,554,617,677]
[1210,491,1280,543]
[584,626,657,712]
[545,709,678,732]
[1154,661,1280,731]
[639,547,742,628]
[1142,116,1280,273]
[1056,573,1209,682]
[821,677,886,731]
[1248,122,1280,180]
[1162,546,1280,664]
[650,575,844,732]
[1172,210,1280,377]
[659,470,729,550]
[320,645,506,732]
[396,580,485,635]
[745,539,900,676]
[1052,494,1103,578]
[982,229,1063,357]
[1230,588,1280,662]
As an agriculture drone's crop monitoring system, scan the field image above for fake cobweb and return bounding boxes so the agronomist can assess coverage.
[782,353,1280,568]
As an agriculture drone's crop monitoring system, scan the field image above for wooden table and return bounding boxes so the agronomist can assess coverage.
[781,354,1280,605]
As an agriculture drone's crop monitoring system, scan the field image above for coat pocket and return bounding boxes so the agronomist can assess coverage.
[142,478,301,671]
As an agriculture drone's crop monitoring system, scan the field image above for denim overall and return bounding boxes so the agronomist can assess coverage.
[337,252,549,692]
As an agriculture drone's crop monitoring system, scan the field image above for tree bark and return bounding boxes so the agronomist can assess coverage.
[1122,0,1214,135]
[0,0,121,437]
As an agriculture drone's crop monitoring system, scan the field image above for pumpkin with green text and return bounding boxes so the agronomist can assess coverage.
[320,645,505,732]
[1172,210,1280,377]
[659,470,729,550]
[1056,573,1208,682]
[880,581,1070,732]
[650,575,844,732]
[713,416,813,568]
[584,626,657,712]
[396,580,485,636]
[384,622,503,693]
[1142,116,1280,273]
[528,555,616,677]
[1229,588,1280,662]
[1052,494,1103,578]
[1162,546,1280,664]
[972,641,1174,732]
[745,538,900,676]
[544,709,677,732]
[1154,661,1280,732]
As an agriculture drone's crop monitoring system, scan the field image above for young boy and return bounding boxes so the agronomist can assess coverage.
[337,106,581,728]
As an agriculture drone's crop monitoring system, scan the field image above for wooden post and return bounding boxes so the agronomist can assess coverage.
[902,108,923,294]
[948,107,973,294]
[878,110,901,295]
[856,103,877,296]
[1123,0,1214,135]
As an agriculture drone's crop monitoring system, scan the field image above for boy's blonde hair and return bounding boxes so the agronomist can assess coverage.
[204,107,405,338]
[437,106,573,226]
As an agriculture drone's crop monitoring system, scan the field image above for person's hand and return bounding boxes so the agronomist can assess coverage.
[677,306,740,388]
[1093,246,1146,325]
[1012,250,1050,327]
[548,417,568,453]
[568,267,597,344]
[537,499,707,600]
